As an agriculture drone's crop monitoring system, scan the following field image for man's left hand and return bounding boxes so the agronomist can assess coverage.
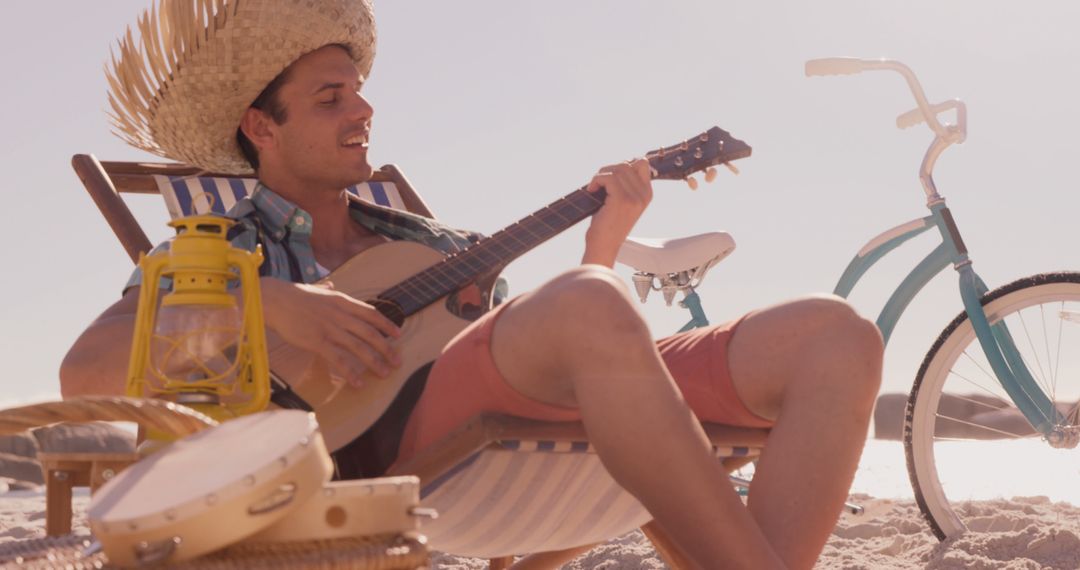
[582,158,653,267]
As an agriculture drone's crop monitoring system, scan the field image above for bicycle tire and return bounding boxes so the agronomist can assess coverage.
[904,271,1080,540]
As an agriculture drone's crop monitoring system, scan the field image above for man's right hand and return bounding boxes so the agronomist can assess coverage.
[260,277,402,387]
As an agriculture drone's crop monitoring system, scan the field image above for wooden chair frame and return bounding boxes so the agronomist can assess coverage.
[71,154,436,265]
[70,154,770,569]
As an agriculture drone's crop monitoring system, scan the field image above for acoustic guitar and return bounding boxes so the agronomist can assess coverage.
[266,127,752,451]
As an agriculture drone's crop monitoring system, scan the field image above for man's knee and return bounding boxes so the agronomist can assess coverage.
[756,295,882,385]
[793,295,884,399]
[535,265,644,330]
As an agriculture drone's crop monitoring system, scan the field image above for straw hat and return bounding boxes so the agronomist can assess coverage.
[107,0,376,174]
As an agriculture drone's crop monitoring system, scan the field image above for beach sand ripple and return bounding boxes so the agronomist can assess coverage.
[4,491,1080,568]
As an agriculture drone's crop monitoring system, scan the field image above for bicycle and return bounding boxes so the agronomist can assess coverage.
[804,57,1080,540]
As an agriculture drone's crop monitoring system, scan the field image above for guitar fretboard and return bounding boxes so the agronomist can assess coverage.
[377,187,606,318]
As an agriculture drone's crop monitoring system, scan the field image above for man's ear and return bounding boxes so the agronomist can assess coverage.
[239,107,276,153]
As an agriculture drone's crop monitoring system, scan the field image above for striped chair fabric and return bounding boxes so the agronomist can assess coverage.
[152,175,407,218]
[420,440,758,558]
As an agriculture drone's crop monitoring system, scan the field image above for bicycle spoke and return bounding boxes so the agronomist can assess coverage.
[932,414,1032,439]
[1066,402,1080,427]
[954,352,1011,400]
[906,275,1080,541]
[1053,303,1065,392]
[1038,304,1057,401]
[1016,311,1056,400]
[1017,310,1049,391]
[945,392,1009,413]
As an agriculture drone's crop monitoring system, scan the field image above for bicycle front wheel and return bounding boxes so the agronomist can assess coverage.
[905,272,1080,540]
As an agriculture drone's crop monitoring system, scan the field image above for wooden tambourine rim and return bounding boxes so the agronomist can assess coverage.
[88,410,333,566]
[247,475,422,543]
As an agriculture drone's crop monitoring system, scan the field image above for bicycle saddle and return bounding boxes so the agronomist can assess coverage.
[616,232,736,275]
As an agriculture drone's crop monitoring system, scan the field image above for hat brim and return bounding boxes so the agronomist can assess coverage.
[108,0,376,174]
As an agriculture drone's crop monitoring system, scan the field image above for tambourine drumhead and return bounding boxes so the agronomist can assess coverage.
[89,410,333,566]
[246,476,421,543]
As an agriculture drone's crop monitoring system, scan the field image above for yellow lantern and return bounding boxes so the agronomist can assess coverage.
[126,215,269,428]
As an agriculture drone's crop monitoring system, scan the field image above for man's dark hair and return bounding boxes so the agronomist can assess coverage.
[234,44,355,171]
[236,68,292,171]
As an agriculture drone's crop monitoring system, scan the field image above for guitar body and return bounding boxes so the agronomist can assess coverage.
[264,126,750,452]
[266,241,485,452]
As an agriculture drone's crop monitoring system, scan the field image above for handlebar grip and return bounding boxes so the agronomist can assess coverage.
[804,58,865,77]
[895,107,925,129]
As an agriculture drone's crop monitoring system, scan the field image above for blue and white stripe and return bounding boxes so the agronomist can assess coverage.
[153,175,405,219]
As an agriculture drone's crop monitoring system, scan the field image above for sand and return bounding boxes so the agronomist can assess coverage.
[5,488,1080,568]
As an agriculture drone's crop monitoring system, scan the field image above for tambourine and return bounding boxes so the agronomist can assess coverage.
[247,476,424,543]
[88,410,332,566]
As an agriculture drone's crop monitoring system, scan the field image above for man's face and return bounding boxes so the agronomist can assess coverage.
[262,45,374,189]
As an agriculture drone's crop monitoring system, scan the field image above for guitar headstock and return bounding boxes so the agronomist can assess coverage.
[646,126,752,189]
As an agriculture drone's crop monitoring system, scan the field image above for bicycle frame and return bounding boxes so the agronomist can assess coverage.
[834,204,1065,438]
[818,59,1067,439]
[678,291,710,333]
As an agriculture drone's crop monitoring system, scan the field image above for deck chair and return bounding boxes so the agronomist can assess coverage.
[71,154,770,569]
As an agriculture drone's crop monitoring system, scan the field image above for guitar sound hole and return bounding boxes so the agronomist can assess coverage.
[370,299,405,328]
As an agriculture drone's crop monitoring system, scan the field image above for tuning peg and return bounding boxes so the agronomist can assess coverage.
[724,162,740,175]
[704,167,717,183]
[686,176,699,190]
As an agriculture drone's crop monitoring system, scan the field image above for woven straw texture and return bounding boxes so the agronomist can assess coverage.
[0,533,428,569]
[0,396,217,439]
[107,0,376,174]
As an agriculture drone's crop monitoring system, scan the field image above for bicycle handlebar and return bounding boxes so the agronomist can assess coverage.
[804,57,865,77]
[804,57,966,143]
[896,99,962,130]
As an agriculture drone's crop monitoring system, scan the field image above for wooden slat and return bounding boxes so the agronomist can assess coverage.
[44,468,75,537]
[641,521,696,570]
[380,163,435,218]
[511,543,598,569]
[387,413,768,489]
[71,154,153,263]
[97,160,398,196]
[73,155,416,264]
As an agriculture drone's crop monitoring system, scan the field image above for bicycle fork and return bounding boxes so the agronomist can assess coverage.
[939,206,1071,445]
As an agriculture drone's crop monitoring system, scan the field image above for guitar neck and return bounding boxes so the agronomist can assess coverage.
[378,187,606,318]
[372,125,752,322]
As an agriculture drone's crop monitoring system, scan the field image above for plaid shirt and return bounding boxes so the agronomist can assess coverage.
[126,183,507,302]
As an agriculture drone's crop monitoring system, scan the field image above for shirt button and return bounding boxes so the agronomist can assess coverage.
[294,216,306,226]
[305,266,316,276]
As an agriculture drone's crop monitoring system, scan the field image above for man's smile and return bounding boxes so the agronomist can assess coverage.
[342,132,369,149]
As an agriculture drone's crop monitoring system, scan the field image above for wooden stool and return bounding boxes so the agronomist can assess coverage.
[37,452,140,536]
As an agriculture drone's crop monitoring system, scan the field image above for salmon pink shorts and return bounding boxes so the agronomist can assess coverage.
[395,300,773,466]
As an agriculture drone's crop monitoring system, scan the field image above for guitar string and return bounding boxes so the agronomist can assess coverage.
[413,189,601,298]
[391,191,594,303]
[376,144,725,311]
[381,190,602,313]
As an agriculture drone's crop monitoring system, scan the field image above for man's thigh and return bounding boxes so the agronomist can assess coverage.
[489,266,775,426]
[726,294,872,422]
[394,296,581,465]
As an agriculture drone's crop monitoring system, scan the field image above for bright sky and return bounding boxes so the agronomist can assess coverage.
[1,1,1078,407]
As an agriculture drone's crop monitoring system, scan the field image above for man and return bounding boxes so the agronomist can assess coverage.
[61,1,883,568]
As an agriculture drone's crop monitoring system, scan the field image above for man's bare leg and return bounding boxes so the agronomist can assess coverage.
[489,267,881,569]
[490,267,764,567]
[728,296,883,569]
